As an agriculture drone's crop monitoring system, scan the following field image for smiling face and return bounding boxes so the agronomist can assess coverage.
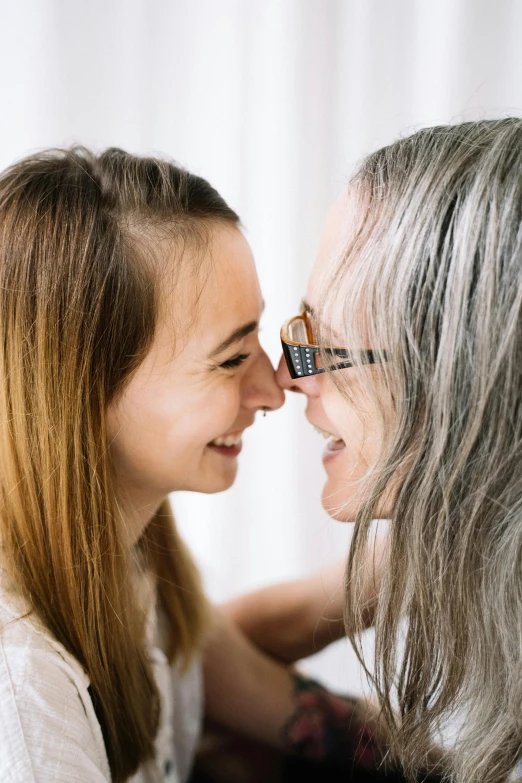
[277,192,389,521]
[107,223,284,542]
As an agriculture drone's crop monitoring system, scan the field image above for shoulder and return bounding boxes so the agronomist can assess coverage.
[0,585,111,782]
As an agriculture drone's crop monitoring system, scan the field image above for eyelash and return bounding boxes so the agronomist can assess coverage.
[220,353,250,370]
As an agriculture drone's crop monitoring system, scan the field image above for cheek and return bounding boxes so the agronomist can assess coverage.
[320,387,384,521]
[193,384,242,438]
[107,381,243,485]
[174,388,240,448]
[106,392,187,482]
[323,389,377,463]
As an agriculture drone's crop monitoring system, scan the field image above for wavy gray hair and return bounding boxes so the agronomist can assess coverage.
[321,118,522,782]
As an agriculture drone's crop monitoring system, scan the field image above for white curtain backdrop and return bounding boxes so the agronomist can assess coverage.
[1,0,522,694]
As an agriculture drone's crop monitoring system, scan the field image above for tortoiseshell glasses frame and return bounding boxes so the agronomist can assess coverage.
[280,309,383,380]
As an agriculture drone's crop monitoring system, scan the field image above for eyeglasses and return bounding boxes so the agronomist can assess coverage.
[280,308,384,379]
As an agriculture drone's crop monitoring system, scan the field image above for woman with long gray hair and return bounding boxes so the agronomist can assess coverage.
[268,118,522,782]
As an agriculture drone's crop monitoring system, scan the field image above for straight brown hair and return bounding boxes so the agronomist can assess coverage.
[0,147,239,781]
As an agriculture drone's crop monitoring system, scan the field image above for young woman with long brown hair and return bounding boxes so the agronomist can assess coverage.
[0,146,294,783]
[1,146,420,783]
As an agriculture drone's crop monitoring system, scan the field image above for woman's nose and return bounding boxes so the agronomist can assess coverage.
[243,350,285,412]
[276,353,295,391]
[276,353,305,393]
[276,353,322,397]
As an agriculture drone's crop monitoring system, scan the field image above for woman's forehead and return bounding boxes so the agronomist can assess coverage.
[198,226,262,322]
[156,225,262,355]
[307,189,356,306]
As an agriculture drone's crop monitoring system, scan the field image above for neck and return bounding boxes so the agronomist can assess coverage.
[115,485,166,549]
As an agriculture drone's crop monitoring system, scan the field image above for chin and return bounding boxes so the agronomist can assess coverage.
[321,477,395,522]
[321,497,357,522]
[205,475,237,494]
[185,467,238,495]
[321,479,358,522]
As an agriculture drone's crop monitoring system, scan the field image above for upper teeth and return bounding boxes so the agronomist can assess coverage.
[211,434,242,447]
[314,426,342,441]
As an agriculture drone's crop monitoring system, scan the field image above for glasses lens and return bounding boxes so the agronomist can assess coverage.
[287,316,310,344]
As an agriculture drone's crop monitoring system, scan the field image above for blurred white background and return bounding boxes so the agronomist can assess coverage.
[1,0,522,694]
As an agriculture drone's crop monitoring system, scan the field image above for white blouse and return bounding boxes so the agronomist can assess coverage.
[0,569,203,783]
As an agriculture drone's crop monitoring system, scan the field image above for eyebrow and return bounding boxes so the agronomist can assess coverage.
[210,321,259,357]
[209,301,266,358]
[301,298,315,316]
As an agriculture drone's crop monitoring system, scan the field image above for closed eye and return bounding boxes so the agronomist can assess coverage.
[220,353,250,369]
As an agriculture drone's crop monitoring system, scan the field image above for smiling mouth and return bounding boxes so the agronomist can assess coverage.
[209,433,243,448]
[313,425,346,453]
[207,432,243,457]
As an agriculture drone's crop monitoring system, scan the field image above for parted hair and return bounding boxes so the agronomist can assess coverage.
[321,118,522,782]
[0,147,239,781]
